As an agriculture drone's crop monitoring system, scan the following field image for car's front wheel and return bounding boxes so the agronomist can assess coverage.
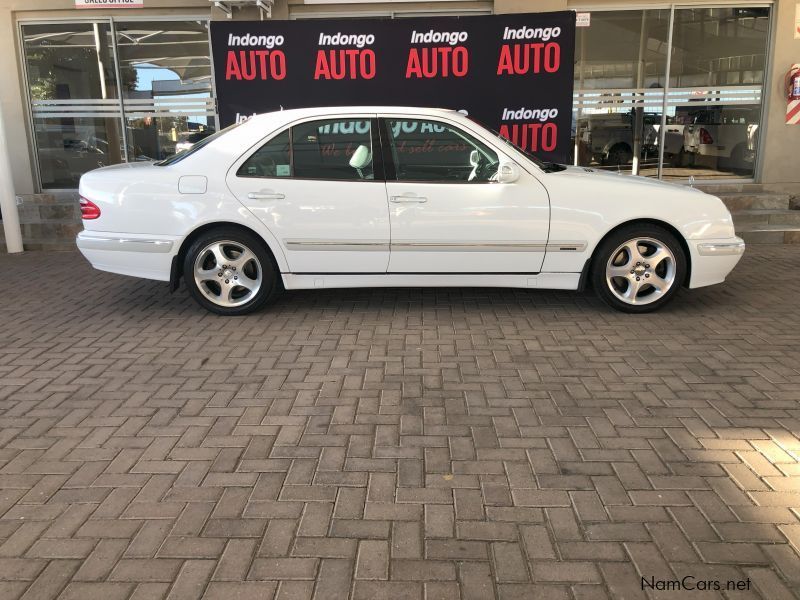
[591,224,686,313]
[183,228,280,315]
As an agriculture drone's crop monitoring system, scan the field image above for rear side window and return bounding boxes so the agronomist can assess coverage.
[237,130,291,178]
[293,119,374,180]
[237,118,376,181]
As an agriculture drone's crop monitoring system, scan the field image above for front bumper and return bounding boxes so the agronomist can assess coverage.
[688,236,745,288]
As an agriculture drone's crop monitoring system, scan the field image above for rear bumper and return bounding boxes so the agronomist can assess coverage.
[76,231,178,281]
[688,236,745,288]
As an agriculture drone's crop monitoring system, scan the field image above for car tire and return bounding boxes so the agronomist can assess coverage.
[604,143,633,167]
[590,224,687,313]
[183,227,281,316]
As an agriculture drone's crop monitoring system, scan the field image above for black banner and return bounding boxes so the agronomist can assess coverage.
[211,12,576,162]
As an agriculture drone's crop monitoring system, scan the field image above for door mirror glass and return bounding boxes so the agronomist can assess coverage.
[497,162,520,183]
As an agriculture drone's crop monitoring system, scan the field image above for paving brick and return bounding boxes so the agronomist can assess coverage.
[0,246,798,599]
[355,540,389,580]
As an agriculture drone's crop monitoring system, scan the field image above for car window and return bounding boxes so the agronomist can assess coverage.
[292,119,374,181]
[237,129,291,178]
[385,119,499,183]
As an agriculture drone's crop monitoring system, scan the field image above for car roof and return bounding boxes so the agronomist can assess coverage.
[244,106,460,126]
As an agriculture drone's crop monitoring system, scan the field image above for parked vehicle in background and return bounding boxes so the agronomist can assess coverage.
[577,111,661,167]
[76,106,745,314]
[669,107,758,173]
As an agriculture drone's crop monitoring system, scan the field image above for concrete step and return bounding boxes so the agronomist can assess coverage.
[737,224,800,244]
[732,209,800,228]
[695,182,764,194]
[716,192,792,211]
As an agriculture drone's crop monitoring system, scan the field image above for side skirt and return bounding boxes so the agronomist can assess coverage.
[281,272,581,291]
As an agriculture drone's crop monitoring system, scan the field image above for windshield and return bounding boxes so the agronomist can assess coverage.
[155,122,241,166]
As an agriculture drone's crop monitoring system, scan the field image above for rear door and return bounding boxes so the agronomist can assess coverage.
[226,115,390,273]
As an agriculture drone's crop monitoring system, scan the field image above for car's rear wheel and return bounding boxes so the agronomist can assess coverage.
[591,224,686,313]
[184,228,280,315]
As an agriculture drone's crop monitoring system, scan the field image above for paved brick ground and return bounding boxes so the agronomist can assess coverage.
[0,245,799,600]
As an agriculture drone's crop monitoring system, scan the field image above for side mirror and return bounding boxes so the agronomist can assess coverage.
[496,161,520,183]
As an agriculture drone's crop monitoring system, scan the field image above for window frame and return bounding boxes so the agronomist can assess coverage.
[378,117,501,185]
[235,116,385,183]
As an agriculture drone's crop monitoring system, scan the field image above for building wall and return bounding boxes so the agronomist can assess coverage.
[761,0,800,193]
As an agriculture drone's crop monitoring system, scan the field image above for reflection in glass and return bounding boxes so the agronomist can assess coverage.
[22,22,119,101]
[573,10,670,174]
[116,21,215,162]
[663,7,769,179]
[33,118,124,189]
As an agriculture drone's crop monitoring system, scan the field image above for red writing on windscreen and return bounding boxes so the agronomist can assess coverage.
[225,50,286,80]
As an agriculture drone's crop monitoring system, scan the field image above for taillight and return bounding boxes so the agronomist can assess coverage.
[699,128,714,145]
[80,196,101,220]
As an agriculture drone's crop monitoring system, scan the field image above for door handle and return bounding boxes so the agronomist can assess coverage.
[390,194,427,203]
[248,191,285,200]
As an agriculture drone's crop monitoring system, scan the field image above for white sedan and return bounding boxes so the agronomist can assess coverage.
[77,106,745,314]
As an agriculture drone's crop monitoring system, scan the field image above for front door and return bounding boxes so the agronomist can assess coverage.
[380,116,550,273]
[226,115,390,273]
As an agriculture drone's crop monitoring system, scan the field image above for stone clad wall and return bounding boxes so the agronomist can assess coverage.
[1,193,82,251]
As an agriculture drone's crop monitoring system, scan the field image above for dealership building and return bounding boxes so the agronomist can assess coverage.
[0,0,798,251]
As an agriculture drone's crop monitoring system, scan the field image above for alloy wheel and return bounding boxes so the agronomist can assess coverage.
[193,240,263,307]
[605,237,676,306]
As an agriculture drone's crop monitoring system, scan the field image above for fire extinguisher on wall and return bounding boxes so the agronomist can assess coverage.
[788,64,800,101]
[787,64,800,125]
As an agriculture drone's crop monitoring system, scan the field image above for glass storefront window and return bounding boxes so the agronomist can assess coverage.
[22,22,119,102]
[22,22,124,189]
[573,10,670,174]
[115,21,216,162]
[573,6,770,181]
[22,19,216,189]
[33,117,124,189]
[663,7,770,180]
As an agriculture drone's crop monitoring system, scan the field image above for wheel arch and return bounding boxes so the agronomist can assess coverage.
[170,221,283,292]
[586,218,692,287]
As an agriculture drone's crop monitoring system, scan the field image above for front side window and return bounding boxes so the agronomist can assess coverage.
[292,119,374,180]
[385,119,499,183]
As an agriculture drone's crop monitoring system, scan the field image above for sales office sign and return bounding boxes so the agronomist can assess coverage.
[75,0,143,8]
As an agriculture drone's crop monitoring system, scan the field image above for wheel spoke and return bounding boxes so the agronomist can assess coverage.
[231,248,256,270]
[608,266,632,278]
[209,243,229,267]
[625,241,645,265]
[647,247,671,268]
[648,274,670,292]
[194,265,218,282]
[622,278,642,302]
[236,272,260,292]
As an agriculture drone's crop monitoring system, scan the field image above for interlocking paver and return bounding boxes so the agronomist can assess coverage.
[0,246,799,598]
